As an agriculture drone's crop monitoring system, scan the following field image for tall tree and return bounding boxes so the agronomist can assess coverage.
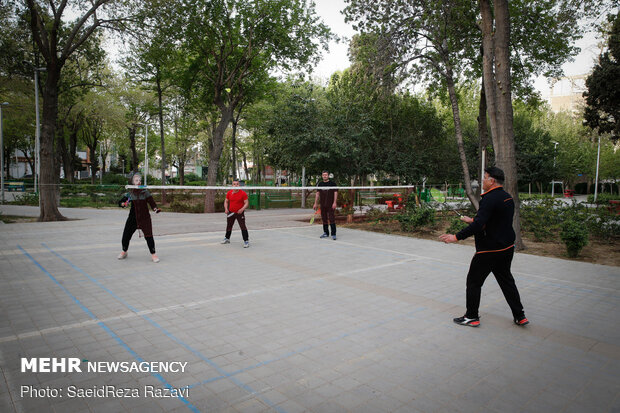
[164,0,332,212]
[344,0,482,207]
[22,0,131,220]
[121,9,177,199]
[584,12,620,142]
[479,0,523,247]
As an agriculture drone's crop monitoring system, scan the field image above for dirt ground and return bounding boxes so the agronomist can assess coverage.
[341,219,620,267]
[0,215,39,224]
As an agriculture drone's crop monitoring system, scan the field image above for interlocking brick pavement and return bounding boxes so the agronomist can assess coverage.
[1,205,618,412]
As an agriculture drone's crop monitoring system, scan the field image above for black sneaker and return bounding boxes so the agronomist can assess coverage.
[514,316,529,326]
[453,316,480,327]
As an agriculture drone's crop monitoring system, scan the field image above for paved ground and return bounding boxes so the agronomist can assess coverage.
[0,205,618,413]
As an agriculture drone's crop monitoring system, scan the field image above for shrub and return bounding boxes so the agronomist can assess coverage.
[560,220,589,258]
[11,192,38,206]
[520,198,562,241]
[519,193,555,201]
[183,173,202,182]
[587,193,620,204]
[102,174,130,185]
[169,200,204,213]
[396,205,436,232]
[365,207,394,223]
[446,217,468,234]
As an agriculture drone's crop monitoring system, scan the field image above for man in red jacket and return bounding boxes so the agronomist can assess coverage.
[222,180,250,248]
[439,167,528,328]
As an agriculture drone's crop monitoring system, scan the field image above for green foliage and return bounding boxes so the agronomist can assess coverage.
[186,181,207,186]
[182,173,202,183]
[396,205,436,232]
[587,193,620,204]
[102,174,130,185]
[513,104,555,185]
[584,12,620,142]
[169,200,204,213]
[446,217,468,235]
[519,193,555,200]
[365,207,394,223]
[520,198,564,241]
[260,75,450,183]
[560,220,589,258]
[11,192,38,206]
[521,199,619,241]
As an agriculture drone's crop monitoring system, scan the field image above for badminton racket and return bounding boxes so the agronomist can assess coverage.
[310,209,320,224]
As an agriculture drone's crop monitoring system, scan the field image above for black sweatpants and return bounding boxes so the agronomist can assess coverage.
[225,212,249,241]
[465,247,524,320]
[320,206,336,235]
[122,210,155,254]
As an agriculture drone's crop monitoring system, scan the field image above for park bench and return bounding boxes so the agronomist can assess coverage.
[7,182,25,192]
[265,191,293,209]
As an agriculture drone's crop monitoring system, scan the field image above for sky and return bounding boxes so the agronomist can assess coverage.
[310,0,603,98]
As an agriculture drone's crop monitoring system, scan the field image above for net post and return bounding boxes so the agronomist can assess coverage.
[348,188,355,223]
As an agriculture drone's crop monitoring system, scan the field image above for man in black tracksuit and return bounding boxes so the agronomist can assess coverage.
[439,167,529,327]
[313,171,338,240]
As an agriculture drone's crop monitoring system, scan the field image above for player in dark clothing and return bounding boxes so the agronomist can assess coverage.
[118,172,161,262]
[313,171,338,240]
[439,166,528,328]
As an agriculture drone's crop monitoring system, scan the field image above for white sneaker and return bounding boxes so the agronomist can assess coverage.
[221,238,230,244]
[243,241,250,248]
[151,254,160,263]
[117,251,128,260]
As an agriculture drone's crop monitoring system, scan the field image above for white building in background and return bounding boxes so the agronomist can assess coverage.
[7,150,33,178]
[546,75,587,114]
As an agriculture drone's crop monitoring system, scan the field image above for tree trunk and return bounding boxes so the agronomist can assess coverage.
[480,0,523,249]
[129,126,139,171]
[446,71,479,210]
[156,74,166,203]
[58,133,71,183]
[477,79,489,197]
[101,149,108,175]
[230,105,243,181]
[204,107,234,212]
[179,157,185,185]
[39,68,66,221]
[23,152,34,178]
[231,119,238,181]
[89,146,97,185]
[240,149,249,182]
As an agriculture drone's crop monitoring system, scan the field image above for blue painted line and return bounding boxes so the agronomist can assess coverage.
[42,244,286,413]
[43,243,140,313]
[187,307,427,390]
[18,245,200,413]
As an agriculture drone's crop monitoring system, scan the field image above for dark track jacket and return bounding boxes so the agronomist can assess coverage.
[118,173,158,237]
[456,186,515,253]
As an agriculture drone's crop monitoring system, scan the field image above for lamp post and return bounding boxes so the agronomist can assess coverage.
[1,102,9,204]
[551,141,559,197]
